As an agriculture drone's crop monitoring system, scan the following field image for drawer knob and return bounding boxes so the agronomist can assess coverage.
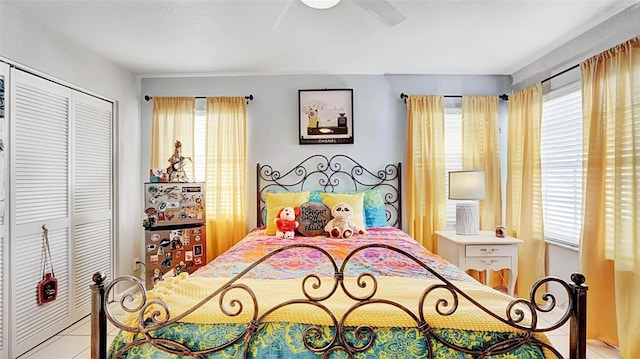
[481,259,498,264]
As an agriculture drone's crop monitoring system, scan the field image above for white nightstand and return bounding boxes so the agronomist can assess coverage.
[435,231,523,296]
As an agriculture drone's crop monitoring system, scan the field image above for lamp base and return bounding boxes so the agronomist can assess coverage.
[455,201,479,235]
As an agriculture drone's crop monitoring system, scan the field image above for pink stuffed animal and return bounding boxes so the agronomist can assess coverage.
[274,206,300,239]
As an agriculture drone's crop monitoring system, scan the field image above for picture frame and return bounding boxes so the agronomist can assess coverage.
[193,244,203,257]
[299,89,353,144]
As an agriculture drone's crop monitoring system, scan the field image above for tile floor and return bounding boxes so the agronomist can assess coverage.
[18,303,622,359]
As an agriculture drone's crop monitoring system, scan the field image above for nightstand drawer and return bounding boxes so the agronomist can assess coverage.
[466,256,511,271]
[466,245,514,257]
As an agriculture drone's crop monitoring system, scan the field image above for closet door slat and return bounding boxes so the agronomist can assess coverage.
[13,75,69,226]
[73,219,112,316]
[73,93,112,216]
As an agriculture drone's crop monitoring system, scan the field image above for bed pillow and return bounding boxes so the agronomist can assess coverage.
[309,189,323,203]
[361,188,388,228]
[263,190,322,225]
[265,191,310,235]
[320,192,367,233]
[316,189,387,228]
[296,201,332,237]
[267,189,386,228]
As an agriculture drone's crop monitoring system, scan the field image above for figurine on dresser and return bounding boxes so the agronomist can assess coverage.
[167,140,191,182]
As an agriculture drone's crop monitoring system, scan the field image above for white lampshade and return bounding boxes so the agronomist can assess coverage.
[449,170,485,235]
[448,170,486,200]
[300,0,341,10]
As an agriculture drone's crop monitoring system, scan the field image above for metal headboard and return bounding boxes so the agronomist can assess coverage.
[256,154,402,228]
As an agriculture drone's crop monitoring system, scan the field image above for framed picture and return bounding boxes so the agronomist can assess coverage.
[193,244,203,257]
[299,89,353,144]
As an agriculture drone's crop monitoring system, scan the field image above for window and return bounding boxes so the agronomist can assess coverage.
[193,99,206,183]
[444,100,463,226]
[540,82,583,247]
[601,71,640,265]
[192,98,244,216]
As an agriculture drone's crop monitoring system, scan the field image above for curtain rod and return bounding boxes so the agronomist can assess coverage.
[144,95,254,104]
[540,64,580,84]
[399,63,581,104]
[400,92,509,103]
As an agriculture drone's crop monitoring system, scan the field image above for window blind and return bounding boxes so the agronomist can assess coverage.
[602,76,640,268]
[193,99,242,216]
[541,82,583,247]
[193,107,206,183]
[444,104,463,225]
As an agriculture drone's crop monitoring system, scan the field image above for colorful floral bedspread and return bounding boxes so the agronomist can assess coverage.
[108,228,552,358]
[192,227,472,282]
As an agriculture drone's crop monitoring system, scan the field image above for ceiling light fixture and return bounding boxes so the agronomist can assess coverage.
[300,0,341,10]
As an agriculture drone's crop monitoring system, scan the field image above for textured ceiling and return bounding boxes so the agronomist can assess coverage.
[4,0,638,76]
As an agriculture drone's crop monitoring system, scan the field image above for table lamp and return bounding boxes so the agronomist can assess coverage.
[448,170,485,235]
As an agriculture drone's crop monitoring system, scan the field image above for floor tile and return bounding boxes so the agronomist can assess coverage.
[64,316,121,336]
[64,311,123,336]
[23,335,89,359]
[17,335,61,358]
[72,347,90,359]
[588,339,622,359]
[72,336,116,359]
[57,315,90,336]
[546,334,614,359]
[586,349,606,358]
[66,319,92,336]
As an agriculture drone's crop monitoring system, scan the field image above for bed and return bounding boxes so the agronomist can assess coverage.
[90,154,588,359]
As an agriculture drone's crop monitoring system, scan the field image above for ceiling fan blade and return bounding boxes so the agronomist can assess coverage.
[352,0,406,27]
[273,0,294,30]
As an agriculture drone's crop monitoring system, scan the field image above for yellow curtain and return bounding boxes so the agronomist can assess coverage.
[580,37,640,359]
[462,96,504,287]
[506,84,546,298]
[406,95,446,252]
[205,97,247,261]
[151,97,195,178]
[462,96,502,230]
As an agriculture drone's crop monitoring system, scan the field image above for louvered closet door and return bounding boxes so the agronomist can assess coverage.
[72,91,113,318]
[10,69,72,356]
[0,63,9,359]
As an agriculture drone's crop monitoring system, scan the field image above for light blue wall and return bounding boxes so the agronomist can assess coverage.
[141,74,510,229]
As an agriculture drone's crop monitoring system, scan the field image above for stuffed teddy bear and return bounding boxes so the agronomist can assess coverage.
[324,202,364,238]
[274,206,300,239]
